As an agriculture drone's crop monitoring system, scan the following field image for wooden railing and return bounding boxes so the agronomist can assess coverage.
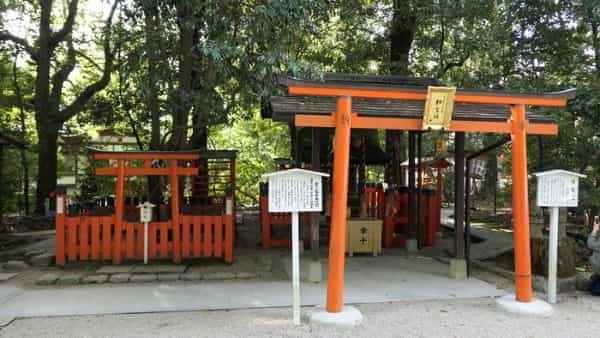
[56,214,234,265]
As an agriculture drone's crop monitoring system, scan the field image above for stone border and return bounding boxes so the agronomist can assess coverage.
[471,259,576,293]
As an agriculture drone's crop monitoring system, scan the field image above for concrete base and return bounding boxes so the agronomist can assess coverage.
[448,258,467,280]
[496,294,553,317]
[305,260,322,283]
[405,239,418,253]
[305,305,363,327]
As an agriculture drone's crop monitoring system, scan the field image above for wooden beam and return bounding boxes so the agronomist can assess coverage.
[95,167,198,176]
[93,153,200,160]
[294,115,558,135]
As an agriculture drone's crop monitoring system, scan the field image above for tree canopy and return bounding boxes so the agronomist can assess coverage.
[0,0,599,211]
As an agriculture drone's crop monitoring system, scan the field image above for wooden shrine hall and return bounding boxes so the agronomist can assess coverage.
[263,73,574,314]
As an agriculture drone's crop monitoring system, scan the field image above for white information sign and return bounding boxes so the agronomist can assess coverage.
[262,168,329,325]
[535,170,585,208]
[533,169,585,305]
[265,169,328,213]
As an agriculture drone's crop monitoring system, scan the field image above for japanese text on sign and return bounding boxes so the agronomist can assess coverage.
[537,175,579,207]
[422,86,456,130]
[267,173,323,213]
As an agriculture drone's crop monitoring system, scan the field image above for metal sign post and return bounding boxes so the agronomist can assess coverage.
[262,169,329,325]
[291,210,301,324]
[534,170,585,304]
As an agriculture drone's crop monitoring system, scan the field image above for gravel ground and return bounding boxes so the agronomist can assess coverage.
[1,293,599,338]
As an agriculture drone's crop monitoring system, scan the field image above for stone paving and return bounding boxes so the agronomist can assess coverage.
[0,273,18,282]
[25,249,282,287]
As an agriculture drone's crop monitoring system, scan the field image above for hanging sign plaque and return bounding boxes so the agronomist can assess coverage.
[422,86,456,130]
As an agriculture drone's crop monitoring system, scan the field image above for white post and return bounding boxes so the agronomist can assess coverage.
[291,211,301,325]
[144,222,149,264]
[548,207,559,304]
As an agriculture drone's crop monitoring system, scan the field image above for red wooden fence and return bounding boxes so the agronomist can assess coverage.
[56,214,234,265]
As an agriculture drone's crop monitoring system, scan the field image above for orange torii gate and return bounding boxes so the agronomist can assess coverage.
[276,74,574,314]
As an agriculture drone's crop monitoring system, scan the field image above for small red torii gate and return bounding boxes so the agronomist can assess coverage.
[53,150,235,265]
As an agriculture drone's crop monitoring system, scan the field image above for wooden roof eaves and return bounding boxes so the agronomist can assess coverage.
[276,75,576,104]
[268,96,555,125]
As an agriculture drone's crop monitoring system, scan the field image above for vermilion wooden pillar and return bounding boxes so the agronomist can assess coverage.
[326,96,352,313]
[510,104,532,302]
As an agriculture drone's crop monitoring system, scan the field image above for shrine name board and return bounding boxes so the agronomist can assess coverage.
[422,86,456,131]
[263,169,329,213]
[534,170,585,208]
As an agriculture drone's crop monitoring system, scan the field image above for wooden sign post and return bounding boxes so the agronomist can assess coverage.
[138,201,156,264]
[534,170,585,304]
[262,169,329,325]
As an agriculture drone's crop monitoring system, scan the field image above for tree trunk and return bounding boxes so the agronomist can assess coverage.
[171,3,195,149]
[144,5,161,151]
[32,1,53,214]
[389,2,417,76]
[13,51,29,214]
[35,124,59,213]
[385,2,416,185]
[385,131,404,185]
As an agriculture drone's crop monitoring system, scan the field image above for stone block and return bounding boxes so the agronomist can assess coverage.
[81,274,109,284]
[132,265,186,274]
[304,260,322,283]
[3,260,30,272]
[180,272,203,281]
[129,274,157,283]
[25,250,44,258]
[281,256,323,283]
[30,253,55,267]
[204,271,235,280]
[0,273,18,282]
[575,272,592,291]
[157,273,180,282]
[57,274,81,285]
[405,239,418,253]
[448,258,467,280]
[97,266,134,274]
[36,273,59,286]
[235,271,257,279]
[109,273,131,283]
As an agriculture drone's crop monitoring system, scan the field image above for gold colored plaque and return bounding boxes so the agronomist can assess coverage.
[422,86,456,130]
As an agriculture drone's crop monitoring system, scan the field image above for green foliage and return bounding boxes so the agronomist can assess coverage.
[209,109,289,206]
[2,0,600,215]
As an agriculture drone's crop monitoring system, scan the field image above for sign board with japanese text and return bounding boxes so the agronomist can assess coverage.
[534,170,586,208]
[263,169,329,213]
[422,86,456,130]
[261,168,329,325]
[533,169,586,304]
